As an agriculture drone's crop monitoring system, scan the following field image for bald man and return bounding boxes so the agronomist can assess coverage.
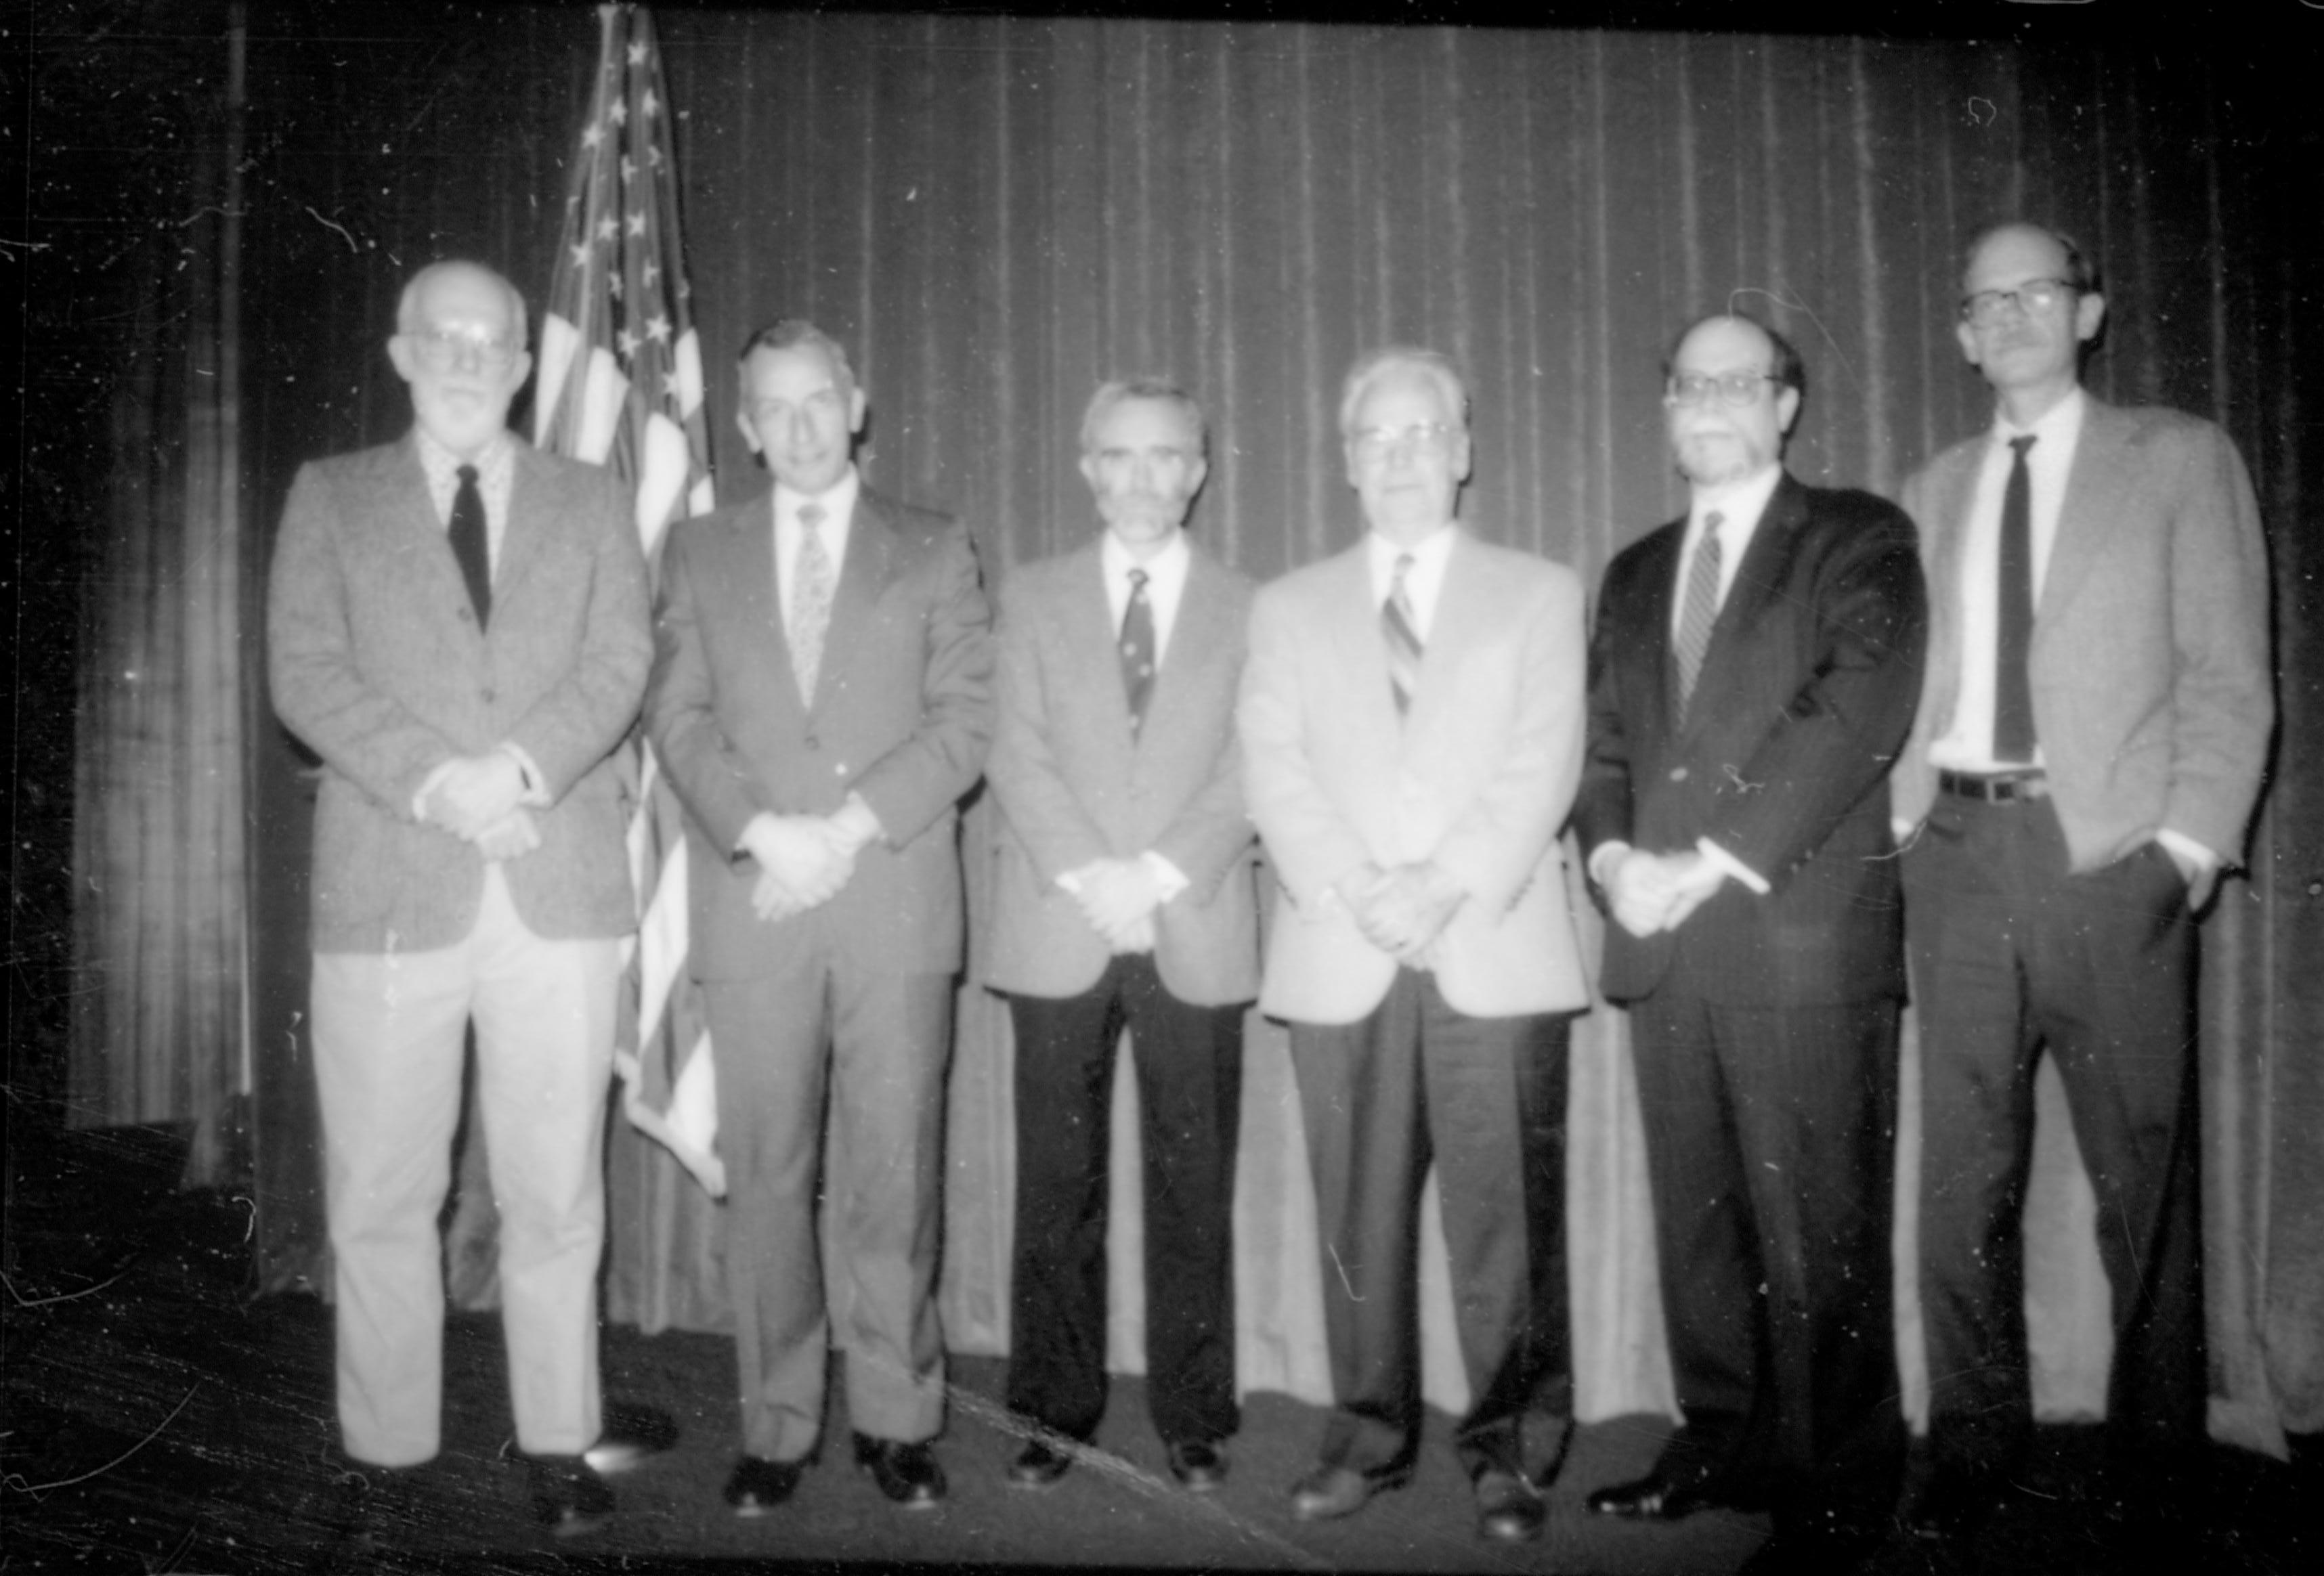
[269,259,651,1535]
[1572,313,1924,1575]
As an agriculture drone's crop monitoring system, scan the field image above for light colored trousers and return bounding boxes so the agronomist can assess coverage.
[311,863,618,1466]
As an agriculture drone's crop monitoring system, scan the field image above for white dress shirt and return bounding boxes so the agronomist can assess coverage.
[1364,521,1459,637]
[1102,525,1191,669]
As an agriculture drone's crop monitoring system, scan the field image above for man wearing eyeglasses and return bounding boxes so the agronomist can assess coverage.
[1571,311,1924,1574]
[982,378,1255,1495]
[268,259,651,1534]
[1239,347,1587,1543]
[644,320,993,1516]
[1892,223,2271,1559]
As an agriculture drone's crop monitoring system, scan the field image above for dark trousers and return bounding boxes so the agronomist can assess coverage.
[1288,968,1571,1481]
[1905,792,2205,1485]
[1626,953,1905,1527]
[1004,955,1245,1446]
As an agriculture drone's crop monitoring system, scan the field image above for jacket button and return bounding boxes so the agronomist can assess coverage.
[1669,766,1688,783]
[456,607,472,622]
[804,734,819,750]
[833,763,847,776]
[481,687,496,704]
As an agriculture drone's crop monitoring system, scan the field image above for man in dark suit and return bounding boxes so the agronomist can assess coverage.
[1571,312,1924,1573]
[268,259,651,1535]
[983,378,1257,1493]
[1892,223,2273,1557]
[1240,347,1589,1544]
[644,320,992,1516]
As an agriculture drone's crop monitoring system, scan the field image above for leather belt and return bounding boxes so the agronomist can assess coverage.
[1937,768,2049,803]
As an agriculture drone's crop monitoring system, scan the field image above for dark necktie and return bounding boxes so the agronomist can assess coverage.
[1994,434,2038,762]
[1120,567,1157,735]
[1674,510,1723,716]
[450,463,491,630]
[1383,553,1422,716]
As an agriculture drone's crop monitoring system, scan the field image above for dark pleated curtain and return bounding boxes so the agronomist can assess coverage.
[190,7,2319,1452]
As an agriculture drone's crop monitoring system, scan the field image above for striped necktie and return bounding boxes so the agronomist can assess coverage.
[1674,510,1723,716]
[1383,552,1423,716]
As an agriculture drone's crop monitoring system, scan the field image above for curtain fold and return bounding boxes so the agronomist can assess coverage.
[93,7,2302,1458]
[68,30,249,1185]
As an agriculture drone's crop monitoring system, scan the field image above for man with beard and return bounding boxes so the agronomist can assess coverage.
[1572,312,1924,1573]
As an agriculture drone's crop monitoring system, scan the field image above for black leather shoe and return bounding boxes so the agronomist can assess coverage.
[525,1453,614,1537]
[1901,1468,1994,1550]
[855,1433,947,1508]
[723,1454,804,1518]
[1288,1460,1413,1521]
[1166,1440,1228,1492]
[1006,1439,1072,1489]
[1585,1461,1748,1520]
[1474,1468,1547,1542]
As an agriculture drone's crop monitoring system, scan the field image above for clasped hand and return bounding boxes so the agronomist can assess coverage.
[1604,848,1725,938]
[1339,862,1465,967]
[422,752,539,863]
[1066,857,1164,954]
[740,813,863,922]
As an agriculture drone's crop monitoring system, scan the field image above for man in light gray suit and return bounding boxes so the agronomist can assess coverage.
[983,378,1257,1493]
[1893,221,2273,1562]
[268,259,651,1535]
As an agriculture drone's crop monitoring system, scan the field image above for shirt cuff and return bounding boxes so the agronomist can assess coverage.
[1141,851,1190,904]
[831,792,884,853]
[1892,815,1918,844]
[411,758,460,822]
[498,741,551,808]
[2155,827,2220,874]
[1587,840,1632,890]
[1696,837,1770,896]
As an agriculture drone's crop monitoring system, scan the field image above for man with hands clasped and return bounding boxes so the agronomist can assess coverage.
[644,320,993,1517]
[1572,312,1924,1575]
[983,378,1257,1493]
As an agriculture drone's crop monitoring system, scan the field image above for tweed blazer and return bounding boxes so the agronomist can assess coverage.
[1890,396,2273,871]
[983,536,1260,1007]
[1239,527,1591,1025]
[267,431,651,953]
[1571,473,1927,1007]
[644,485,994,982]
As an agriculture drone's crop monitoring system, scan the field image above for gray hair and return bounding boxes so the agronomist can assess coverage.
[1337,346,1469,437]
[736,319,861,402]
[1079,376,1207,456]
[396,260,529,349]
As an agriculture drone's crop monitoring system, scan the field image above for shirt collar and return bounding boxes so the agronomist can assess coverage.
[1366,521,1457,582]
[774,464,861,528]
[1689,461,1784,536]
[1101,525,1190,587]
[414,424,513,487]
[1993,384,2086,450]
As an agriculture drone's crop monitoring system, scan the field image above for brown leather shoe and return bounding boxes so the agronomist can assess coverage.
[1006,1439,1071,1489]
[1166,1440,1228,1492]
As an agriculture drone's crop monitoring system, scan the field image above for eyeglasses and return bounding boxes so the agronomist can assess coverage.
[1664,370,1782,408]
[407,325,521,372]
[1959,278,2075,326]
[1350,421,1454,457]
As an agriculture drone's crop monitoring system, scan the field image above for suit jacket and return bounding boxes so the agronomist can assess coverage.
[983,537,1260,1007]
[1239,527,1590,1025]
[644,485,994,982]
[1891,396,2273,871]
[267,432,651,953]
[1572,473,1926,1008]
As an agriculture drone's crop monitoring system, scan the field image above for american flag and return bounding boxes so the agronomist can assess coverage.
[535,3,724,1196]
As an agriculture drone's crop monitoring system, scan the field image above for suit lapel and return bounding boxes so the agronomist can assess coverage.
[371,436,472,615]
[1065,541,1140,747]
[809,489,898,716]
[1327,542,1405,759]
[1683,477,1803,739]
[2038,396,2131,627]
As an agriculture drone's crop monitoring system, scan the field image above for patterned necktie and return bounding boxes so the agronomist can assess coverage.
[1674,510,1723,716]
[1120,567,1157,735]
[1993,434,2039,762]
[1383,552,1423,716]
[789,501,835,705]
[450,463,492,630]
